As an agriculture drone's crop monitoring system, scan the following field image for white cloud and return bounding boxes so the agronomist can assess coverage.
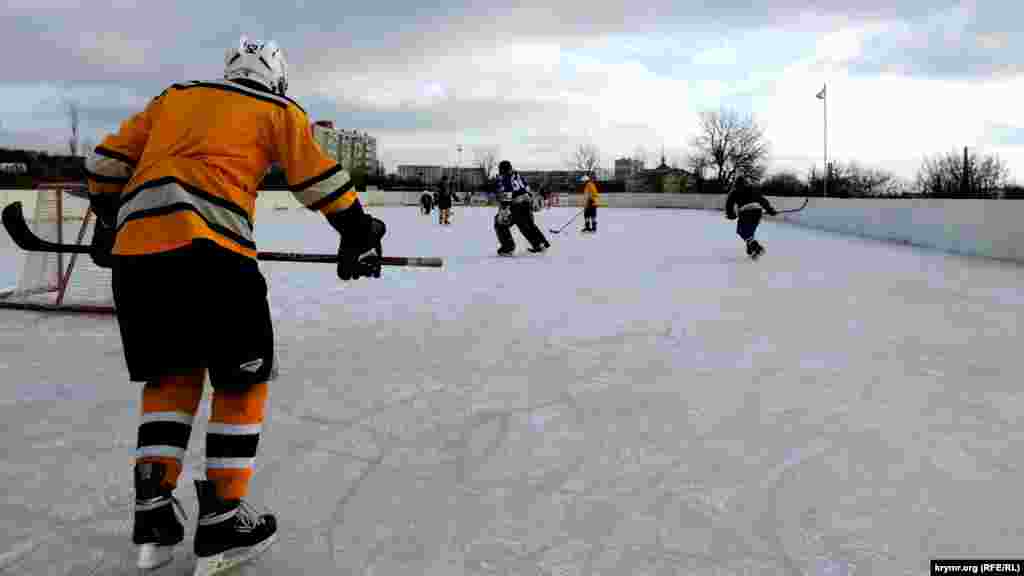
[756,19,1024,180]
[304,38,707,171]
[691,40,738,67]
[5,1,1021,182]
[976,32,1008,51]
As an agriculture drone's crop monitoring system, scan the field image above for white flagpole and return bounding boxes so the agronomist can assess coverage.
[822,84,828,198]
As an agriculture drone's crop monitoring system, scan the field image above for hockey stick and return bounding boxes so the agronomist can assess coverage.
[774,198,809,214]
[722,197,810,217]
[549,209,584,234]
[2,202,443,268]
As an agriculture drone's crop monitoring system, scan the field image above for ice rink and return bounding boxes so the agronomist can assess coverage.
[1,204,1022,575]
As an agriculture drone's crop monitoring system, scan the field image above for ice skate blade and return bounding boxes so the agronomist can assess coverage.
[191,532,276,569]
[137,543,175,570]
[192,533,277,576]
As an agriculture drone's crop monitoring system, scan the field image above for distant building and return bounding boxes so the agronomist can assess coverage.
[614,157,644,180]
[311,121,379,174]
[397,165,445,183]
[454,166,487,189]
[518,170,587,191]
[625,154,691,193]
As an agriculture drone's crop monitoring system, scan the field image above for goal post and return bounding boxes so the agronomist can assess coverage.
[0,182,115,314]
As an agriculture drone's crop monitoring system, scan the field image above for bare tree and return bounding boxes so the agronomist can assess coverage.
[685,153,711,193]
[760,171,808,197]
[572,143,601,175]
[819,161,893,197]
[631,145,648,169]
[473,146,499,180]
[690,108,769,194]
[915,148,1010,198]
[66,100,80,157]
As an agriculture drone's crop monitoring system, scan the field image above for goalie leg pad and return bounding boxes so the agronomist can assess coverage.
[494,214,515,251]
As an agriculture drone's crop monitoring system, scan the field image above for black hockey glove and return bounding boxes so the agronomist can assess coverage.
[90,217,117,269]
[765,207,778,216]
[89,194,119,269]
[327,201,386,280]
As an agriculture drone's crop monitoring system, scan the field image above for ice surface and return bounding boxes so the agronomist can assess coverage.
[1,205,1023,575]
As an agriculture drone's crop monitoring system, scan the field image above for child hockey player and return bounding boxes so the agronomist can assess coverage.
[420,190,433,215]
[493,160,550,256]
[725,177,776,259]
[580,174,600,233]
[83,36,385,575]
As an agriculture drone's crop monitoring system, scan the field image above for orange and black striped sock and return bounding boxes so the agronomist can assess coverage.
[205,382,268,501]
[136,371,205,491]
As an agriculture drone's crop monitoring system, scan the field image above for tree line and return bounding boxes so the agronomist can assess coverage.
[467,107,1020,199]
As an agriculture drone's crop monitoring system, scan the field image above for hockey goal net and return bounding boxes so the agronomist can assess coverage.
[0,182,115,313]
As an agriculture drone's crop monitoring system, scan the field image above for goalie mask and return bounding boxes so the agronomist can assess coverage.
[224,36,288,96]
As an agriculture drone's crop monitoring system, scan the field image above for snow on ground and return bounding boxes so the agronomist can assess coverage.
[1,205,1023,575]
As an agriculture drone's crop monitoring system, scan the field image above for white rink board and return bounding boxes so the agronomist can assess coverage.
[1,206,1023,575]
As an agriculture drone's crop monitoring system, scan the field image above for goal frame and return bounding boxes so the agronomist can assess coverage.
[0,182,116,314]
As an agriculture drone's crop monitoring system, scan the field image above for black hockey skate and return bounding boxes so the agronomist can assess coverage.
[191,480,277,576]
[133,462,186,570]
[497,246,515,257]
[748,240,765,260]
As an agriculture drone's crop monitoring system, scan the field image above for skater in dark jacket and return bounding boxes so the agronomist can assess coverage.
[436,175,458,225]
[725,178,776,259]
[420,191,433,215]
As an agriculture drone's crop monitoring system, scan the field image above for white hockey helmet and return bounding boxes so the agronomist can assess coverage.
[224,36,288,95]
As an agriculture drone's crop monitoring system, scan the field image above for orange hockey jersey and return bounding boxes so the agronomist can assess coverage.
[84,79,357,259]
[583,180,601,207]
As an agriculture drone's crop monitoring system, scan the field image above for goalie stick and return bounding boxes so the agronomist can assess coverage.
[2,202,443,268]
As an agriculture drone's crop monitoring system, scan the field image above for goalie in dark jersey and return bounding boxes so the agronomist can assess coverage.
[493,160,550,255]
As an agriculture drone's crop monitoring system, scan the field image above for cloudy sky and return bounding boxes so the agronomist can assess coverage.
[3,0,1022,181]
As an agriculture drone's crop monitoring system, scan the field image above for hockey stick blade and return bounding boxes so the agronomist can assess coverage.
[2,202,442,268]
[2,202,71,253]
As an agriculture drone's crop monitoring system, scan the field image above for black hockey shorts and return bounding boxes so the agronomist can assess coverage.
[584,204,597,219]
[437,196,452,210]
[736,209,762,241]
[112,240,276,391]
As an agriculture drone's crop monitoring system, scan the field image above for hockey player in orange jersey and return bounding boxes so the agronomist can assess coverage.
[580,174,600,233]
[83,36,385,575]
